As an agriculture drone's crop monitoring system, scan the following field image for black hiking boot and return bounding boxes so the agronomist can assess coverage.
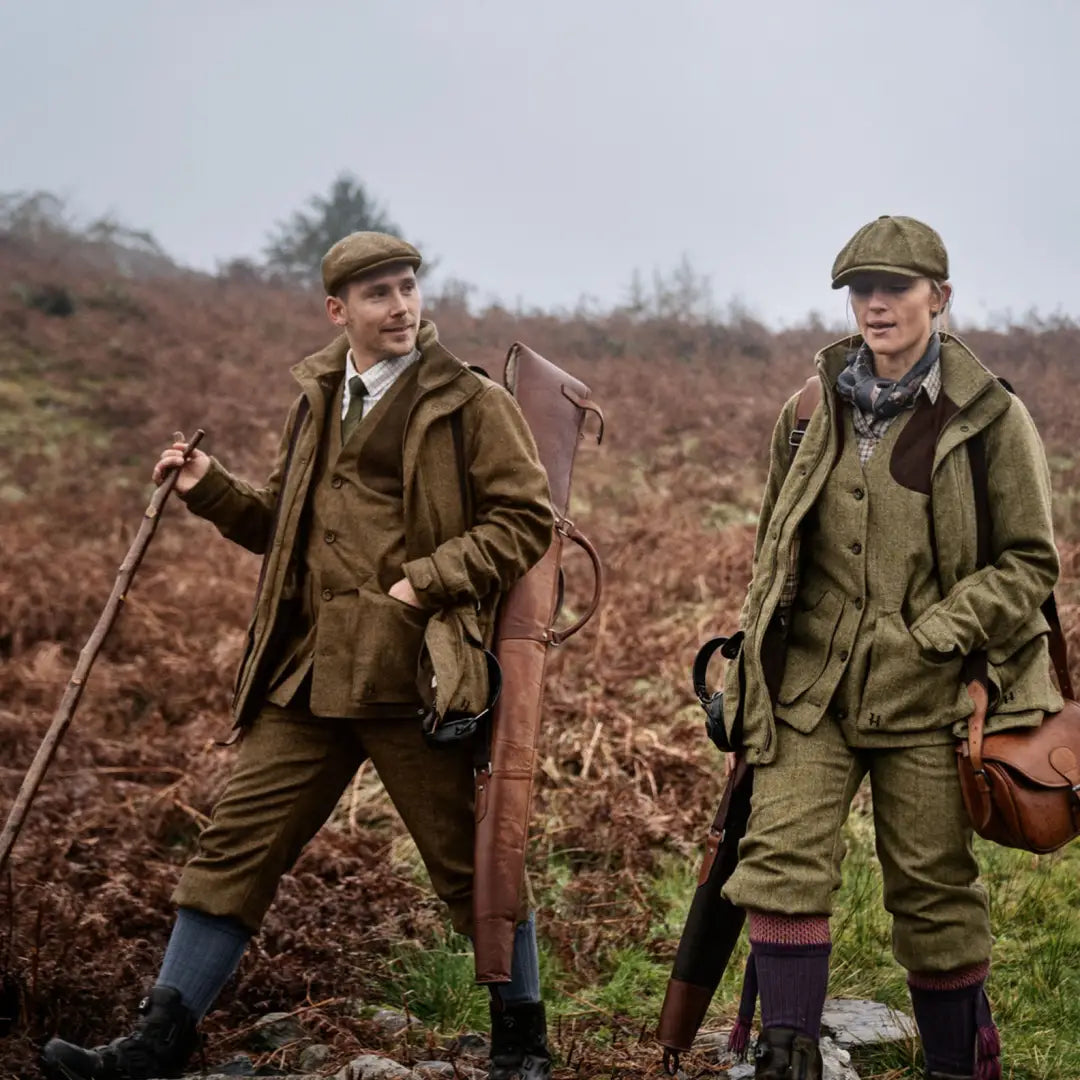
[489,1001,552,1080]
[42,986,199,1080]
[753,1025,823,1080]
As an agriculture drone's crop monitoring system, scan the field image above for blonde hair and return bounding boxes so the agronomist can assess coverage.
[930,279,952,334]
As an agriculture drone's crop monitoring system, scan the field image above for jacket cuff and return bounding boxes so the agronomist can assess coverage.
[402,557,446,611]
[177,457,234,517]
[909,607,956,656]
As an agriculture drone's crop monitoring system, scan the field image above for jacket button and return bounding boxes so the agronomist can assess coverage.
[321,588,333,601]
[853,597,864,610]
[324,530,336,544]
[331,475,343,489]
[839,649,849,662]
[851,542,862,555]
[853,487,865,500]
[834,707,848,720]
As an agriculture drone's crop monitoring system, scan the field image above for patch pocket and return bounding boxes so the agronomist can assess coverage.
[350,591,430,703]
[860,611,963,729]
[776,589,843,705]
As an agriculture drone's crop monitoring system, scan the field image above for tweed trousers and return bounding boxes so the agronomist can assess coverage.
[724,714,991,972]
[173,698,526,936]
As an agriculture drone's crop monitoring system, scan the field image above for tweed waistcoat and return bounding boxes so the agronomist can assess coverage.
[774,401,970,743]
[266,362,428,716]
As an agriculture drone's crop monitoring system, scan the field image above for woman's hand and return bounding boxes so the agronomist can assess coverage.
[152,440,210,494]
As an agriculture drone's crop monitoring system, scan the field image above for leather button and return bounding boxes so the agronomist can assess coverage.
[324,530,336,544]
[851,542,863,555]
[331,475,343,489]
[321,588,333,601]
[839,649,849,662]
[853,597,864,610]
[853,487,865,500]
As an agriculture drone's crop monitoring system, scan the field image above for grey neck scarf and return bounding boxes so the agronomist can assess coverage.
[835,333,941,420]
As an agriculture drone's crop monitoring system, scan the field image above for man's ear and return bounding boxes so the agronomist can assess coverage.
[325,293,348,327]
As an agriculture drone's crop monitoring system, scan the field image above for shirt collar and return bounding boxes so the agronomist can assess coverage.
[345,348,419,387]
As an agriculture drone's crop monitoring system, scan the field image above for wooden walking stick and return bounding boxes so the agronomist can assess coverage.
[0,429,206,878]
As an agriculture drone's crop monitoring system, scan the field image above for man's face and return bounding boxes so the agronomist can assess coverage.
[326,264,421,365]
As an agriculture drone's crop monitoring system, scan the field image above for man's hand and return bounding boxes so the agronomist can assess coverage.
[389,577,423,609]
[724,752,737,779]
[153,440,210,494]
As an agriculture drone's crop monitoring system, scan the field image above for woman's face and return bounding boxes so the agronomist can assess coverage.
[848,273,946,362]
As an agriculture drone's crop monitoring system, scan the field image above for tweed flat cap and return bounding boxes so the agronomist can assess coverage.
[831,215,948,289]
[321,231,422,294]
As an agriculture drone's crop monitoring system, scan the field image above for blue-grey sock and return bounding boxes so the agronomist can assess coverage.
[156,907,252,1021]
[490,913,541,1006]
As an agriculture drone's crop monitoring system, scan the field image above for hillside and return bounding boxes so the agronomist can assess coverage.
[2,234,1080,1078]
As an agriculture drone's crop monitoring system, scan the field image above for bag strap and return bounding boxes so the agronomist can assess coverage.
[450,409,473,524]
[789,376,821,460]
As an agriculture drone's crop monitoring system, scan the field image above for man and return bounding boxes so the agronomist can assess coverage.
[44,233,555,1080]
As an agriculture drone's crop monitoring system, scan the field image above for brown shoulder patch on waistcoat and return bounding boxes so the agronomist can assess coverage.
[889,390,959,494]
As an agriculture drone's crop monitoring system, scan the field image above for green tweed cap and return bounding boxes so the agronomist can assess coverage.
[831,215,948,289]
[321,231,422,295]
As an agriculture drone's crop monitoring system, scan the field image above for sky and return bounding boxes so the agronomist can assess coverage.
[2,0,1078,326]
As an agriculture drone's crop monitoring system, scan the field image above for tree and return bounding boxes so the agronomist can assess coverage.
[262,173,406,287]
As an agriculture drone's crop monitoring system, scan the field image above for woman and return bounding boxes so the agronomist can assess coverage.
[722,215,1060,1080]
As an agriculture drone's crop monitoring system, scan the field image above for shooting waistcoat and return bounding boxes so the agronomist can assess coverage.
[266,363,428,717]
[774,402,970,745]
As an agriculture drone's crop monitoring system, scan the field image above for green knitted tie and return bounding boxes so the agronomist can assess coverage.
[341,374,368,444]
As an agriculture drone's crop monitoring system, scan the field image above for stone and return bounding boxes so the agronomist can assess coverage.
[412,1062,455,1078]
[821,997,917,1049]
[453,1032,490,1060]
[371,1008,423,1036]
[298,1042,334,1071]
[335,1053,416,1080]
[248,1010,308,1051]
[216,1054,256,1076]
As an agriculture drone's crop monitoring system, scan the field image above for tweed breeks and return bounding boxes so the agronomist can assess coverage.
[724,715,991,972]
[173,698,526,937]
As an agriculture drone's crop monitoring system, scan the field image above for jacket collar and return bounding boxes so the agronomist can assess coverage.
[291,318,475,396]
[815,331,1010,421]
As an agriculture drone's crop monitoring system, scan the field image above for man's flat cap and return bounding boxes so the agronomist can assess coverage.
[321,232,422,295]
[831,215,948,289]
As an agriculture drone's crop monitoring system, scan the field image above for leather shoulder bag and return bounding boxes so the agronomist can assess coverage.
[956,429,1080,853]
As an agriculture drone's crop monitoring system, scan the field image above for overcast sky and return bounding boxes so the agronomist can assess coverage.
[2,1,1078,325]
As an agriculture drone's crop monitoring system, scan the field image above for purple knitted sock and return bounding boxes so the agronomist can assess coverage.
[909,964,998,1078]
[748,912,831,1040]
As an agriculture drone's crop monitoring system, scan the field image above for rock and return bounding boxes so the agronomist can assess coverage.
[371,1008,423,1036]
[821,997,916,1049]
[215,1054,256,1076]
[412,1062,455,1078]
[453,1032,490,1060]
[335,1053,416,1080]
[820,1035,859,1079]
[248,1010,307,1051]
[298,1042,334,1071]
